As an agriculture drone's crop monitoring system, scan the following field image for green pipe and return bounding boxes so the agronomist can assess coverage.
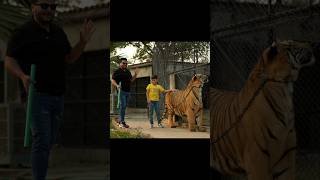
[24,64,36,147]
[117,82,121,109]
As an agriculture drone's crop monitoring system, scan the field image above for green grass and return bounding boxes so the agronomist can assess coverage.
[110,129,144,138]
[110,119,150,138]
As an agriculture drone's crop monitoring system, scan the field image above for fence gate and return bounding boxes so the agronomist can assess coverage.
[211,0,320,179]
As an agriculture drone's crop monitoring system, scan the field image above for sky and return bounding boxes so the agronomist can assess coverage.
[114,42,211,64]
[115,45,138,63]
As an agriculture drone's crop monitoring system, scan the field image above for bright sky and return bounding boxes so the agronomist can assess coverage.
[115,45,138,63]
[114,42,210,64]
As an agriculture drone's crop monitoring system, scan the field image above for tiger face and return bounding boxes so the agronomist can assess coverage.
[262,40,315,82]
[191,74,208,88]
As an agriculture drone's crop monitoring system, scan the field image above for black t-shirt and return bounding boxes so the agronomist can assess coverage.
[6,18,71,96]
[112,68,133,92]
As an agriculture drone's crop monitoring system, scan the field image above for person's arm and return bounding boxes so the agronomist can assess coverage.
[65,41,86,64]
[111,79,121,89]
[131,68,140,82]
[163,88,178,93]
[65,19,95,64]
[4,56,30,92]
[160,85,173,93]
[146,89,150,103]
[131,74,137,82]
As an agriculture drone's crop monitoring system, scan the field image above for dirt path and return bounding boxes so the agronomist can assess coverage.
[111,111,210,138]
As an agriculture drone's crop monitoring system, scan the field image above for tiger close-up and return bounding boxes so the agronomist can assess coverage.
[210,40,316,180]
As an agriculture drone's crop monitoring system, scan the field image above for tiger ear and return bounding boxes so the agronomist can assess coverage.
[268,43,278,60]
[192,75,198,81]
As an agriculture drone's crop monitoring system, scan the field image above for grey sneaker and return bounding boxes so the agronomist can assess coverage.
[119,122,129,128]
[158,123,164,128]
[150,124,154,129]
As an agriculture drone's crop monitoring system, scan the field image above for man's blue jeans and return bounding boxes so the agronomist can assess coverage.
[31,92,64,180]
[119,90,130,123]
[149,101,161,125]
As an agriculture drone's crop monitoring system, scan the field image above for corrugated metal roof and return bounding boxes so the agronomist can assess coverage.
[58,2,109,23]
[128,62,152,68]
[59,2,109,14]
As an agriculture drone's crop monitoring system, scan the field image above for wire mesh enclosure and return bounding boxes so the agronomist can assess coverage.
[210,0,320,179]
[169,64,210,109]
[145,42,211,127]
[166,64,211,126]
[152,59,210,112]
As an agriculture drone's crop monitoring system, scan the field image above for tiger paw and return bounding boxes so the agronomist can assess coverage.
[197,126,207,132]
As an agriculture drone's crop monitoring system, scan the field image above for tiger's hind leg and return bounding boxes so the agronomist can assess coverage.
[272,130,296,180]
[196,109,206,132]
[245,144,273,180]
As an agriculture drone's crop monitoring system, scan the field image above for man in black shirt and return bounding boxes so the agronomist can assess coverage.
[111,58,139,128]
[4,0,95,179]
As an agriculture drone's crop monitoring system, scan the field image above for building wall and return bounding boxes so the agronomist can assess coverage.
[63,18,109,51]
[0,40,21,104]
[129,65,152,78]
[62,13,108,147]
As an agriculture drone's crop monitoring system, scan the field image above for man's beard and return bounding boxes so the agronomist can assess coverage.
[36,14,54,24]
[40,17,53,24]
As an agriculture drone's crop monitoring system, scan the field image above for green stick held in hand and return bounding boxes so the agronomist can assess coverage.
[117,82,121,109]
[24,64,36,147]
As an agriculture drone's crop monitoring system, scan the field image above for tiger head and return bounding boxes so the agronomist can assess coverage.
[260,40,316,82]
[189,74,208,88]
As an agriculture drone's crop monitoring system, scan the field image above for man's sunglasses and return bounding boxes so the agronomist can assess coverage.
[35,3,57,10]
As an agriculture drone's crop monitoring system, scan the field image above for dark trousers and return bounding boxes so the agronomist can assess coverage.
[31,92,64,180]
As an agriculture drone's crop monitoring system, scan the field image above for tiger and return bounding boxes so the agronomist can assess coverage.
[164,74,208,132]
[210,40,316,180]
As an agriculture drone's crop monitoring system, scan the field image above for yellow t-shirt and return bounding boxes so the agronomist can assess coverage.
[146,84,165,101]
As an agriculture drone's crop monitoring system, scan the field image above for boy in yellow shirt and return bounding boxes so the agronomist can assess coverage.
[146,75,174,128]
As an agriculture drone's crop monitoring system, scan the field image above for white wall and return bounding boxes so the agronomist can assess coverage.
[129,65,152,79]
[63,18,109,51]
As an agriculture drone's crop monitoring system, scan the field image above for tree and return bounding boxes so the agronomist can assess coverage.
[110,42,130,72]
[110,41,129,55]
[130,41,209,64]
[0,0,87,41]
[0,1,30,40]
[111,41,209,64]
[109,41,210,75]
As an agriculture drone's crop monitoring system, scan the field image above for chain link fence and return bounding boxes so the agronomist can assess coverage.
[172,63,210,108]
[151,44,210,125]
[211,0,320,179]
